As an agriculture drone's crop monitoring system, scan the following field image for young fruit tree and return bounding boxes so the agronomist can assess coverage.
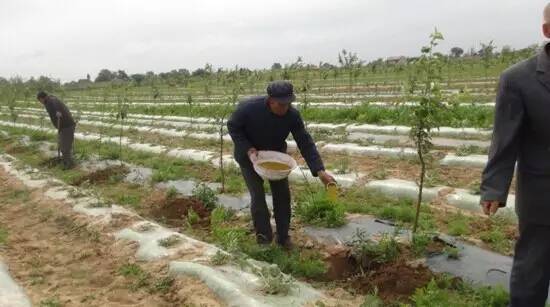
[115,85,130,162]
[407,29,446,233]
[216,81,242,192]
[338,49,363,103]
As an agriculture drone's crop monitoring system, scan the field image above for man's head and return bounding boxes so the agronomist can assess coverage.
[544,3,550,38]
[266,80,296,116]
[36,91,48,104]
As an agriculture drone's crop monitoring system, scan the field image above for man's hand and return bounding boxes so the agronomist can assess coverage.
[248,148,258,163]
[480,200,500,216]
[318,170,336,186]
[55,111,62,118]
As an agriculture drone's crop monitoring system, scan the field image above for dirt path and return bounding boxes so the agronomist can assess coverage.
[0,168,222,307]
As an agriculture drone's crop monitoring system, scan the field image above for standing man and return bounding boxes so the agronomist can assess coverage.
[228,81,335,248]
[480,4,550,306]
[37,91,76,169]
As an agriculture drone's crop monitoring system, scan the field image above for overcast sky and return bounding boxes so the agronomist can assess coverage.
[1,0,548,82]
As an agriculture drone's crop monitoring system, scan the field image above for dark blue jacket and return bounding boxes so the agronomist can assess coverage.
[227,96,324,176]
[43,96,75,129]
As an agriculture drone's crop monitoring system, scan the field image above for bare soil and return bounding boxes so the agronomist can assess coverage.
[0,168,222,307]
[72,165,129,186]
[351,261,433,303]
[147,191,211,228]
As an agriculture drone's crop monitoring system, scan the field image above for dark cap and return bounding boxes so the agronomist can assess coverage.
[36,91,48,100]
[266,80,296,104]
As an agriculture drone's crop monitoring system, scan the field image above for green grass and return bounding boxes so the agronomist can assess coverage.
[118,263,145,278]
[210,224,327,279]
[342,188,437,231]
[192,182,219,210]
[447,213,471,237]
[411,275,509,307]
[295,190,346,228]
[349,231,401,266]
[40,298,63,307]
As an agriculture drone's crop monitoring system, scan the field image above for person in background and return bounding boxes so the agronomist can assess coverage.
[37,91,76,169]
[227,80,335,249]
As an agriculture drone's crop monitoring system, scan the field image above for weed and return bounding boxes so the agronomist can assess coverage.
[210,206,235,226]
[158,235,182,248]
[349,231,400,269]
[186,208,200,225]
[192,183,218,210]
[210,250,232,266]
[295,191,346,228]
[152,276,175,294]
[118,263,145,278]
[411,231,433,256]
[165,186,179,200]
[40,298,63,307]
[252,265,294,295]
[447,213,470,237]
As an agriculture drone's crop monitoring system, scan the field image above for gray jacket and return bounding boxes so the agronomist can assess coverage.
[480,45,550,225]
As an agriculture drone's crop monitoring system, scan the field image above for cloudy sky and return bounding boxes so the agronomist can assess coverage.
[1,0,547,82]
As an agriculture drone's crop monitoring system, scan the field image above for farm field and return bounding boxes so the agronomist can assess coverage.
[0,41,536,307]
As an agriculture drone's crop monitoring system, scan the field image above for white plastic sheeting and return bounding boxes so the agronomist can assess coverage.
[321,143,417,159]
[169,261,322,307]
[116,221,219,261]
[0,262,31,307]
[365,178,516,218]
[366,179,445,202]
[346,124,492,139]
[440,154,488,168]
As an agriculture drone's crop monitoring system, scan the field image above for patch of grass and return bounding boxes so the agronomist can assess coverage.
[152,276,175,294]
[40,298,63,307]
[411,231,433,256]
[349,231,400,268]
[411,275,509,307]
[210,250,232,266]
[210,206,235,226]
[192,183,218,210]
[210,224,327,279]
[295,191,346,228]
[479,228,512,254]
[186,208,199,225]
[118,263,145,278]
[447,213,470,237]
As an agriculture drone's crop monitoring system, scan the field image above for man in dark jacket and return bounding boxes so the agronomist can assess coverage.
[227,80,335,248]
[37,91,76,169]
[480,4,550,306]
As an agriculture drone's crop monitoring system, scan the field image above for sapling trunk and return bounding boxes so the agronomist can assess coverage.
[413,141,426,233]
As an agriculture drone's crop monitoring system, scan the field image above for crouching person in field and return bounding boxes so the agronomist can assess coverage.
[227,80,335,249]
[37,91,76,169]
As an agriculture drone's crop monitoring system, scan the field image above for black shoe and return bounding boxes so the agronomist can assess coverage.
[256,234,273,245]
[276,236,293,251]
[62,160,75,170]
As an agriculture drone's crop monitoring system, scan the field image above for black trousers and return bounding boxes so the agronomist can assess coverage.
[58,125,75,166]
[240,166,291,243]
[510,222,550,307]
